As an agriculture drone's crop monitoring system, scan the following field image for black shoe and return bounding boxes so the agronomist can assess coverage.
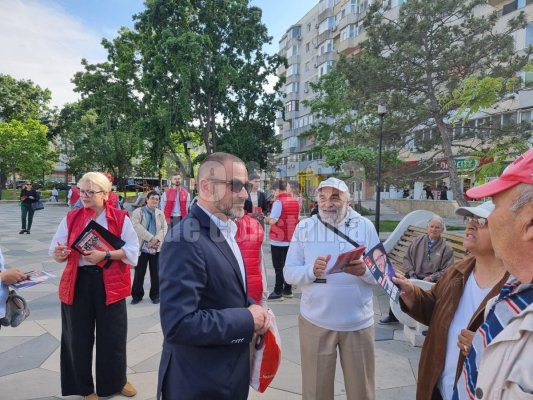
[282,289,293,298]
[19,230,26,234]
[131,298,141,305]
[378,315,399,324]
[26,230,30,234]
[267,292,283,301]
[151,298,160,304]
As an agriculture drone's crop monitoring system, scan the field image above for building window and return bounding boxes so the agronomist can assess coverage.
[526,22,533,47]
[318,17,335,34]
[285,100,299,114]
[306,42,310,52]
[288,64,299,76]
[318,60,334,77]
[289,26,301,40]
[305,61,310,72]
[340,24,358,41]
[320,39,334,54]
[286,82,300,94]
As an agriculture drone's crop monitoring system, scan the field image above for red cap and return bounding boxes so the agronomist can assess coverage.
[467,148,533,199]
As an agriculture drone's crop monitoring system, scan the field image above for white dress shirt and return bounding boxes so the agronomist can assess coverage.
[197,204,246,289]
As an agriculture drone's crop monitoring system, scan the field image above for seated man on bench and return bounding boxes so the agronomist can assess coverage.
[380,215,454,324]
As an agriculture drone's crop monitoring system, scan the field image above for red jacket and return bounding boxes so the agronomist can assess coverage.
[69,186,80,205]
[235,214,264,304]
[59,205,131,305]
[269,193,300,243]
[163,187,189,223]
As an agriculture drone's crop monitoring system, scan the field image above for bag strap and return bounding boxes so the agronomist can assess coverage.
[317,214,360,248]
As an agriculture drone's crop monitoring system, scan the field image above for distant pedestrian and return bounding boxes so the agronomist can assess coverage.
[19,181,39,234]
[50,187,59,202]
[424,184,434,200]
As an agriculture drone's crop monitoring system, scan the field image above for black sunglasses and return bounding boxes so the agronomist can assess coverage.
[208,178,248,193]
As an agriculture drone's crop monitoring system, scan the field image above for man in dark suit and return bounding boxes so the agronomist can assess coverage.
[244,172,268,225]
[157,152,270,400]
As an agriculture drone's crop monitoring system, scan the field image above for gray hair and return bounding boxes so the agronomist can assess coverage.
[511,183,533,212]
[78,172,112,193]
[427,215,444,228]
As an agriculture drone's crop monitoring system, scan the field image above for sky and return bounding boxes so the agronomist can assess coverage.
[0,0,317,107]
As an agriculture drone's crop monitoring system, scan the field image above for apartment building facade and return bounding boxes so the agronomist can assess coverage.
[276,0,533,201]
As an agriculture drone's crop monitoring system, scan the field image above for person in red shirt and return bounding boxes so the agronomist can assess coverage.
[265,180,300,300]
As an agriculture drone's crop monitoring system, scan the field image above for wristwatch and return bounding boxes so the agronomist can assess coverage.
[104,250,111,261]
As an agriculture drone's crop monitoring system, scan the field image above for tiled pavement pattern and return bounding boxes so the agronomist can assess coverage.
[0,203,420,399]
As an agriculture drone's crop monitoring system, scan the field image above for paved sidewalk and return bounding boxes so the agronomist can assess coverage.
[0,203,420,400]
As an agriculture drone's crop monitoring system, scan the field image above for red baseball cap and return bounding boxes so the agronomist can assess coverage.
[467,148,533,199]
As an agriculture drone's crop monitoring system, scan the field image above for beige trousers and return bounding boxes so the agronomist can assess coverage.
[299,315,375,400]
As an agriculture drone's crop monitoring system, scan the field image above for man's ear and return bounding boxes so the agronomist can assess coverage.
[521,201,533,242]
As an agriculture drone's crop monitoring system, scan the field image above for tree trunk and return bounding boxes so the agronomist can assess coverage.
[435,116,468,206]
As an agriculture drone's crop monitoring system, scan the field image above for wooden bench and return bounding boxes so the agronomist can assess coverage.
[387,225,468,277]
[382,210,467,346]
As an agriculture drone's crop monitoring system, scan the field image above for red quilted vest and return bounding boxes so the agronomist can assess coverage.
[163,187,189,223]
[59,205,131,305]
[235,214,264,304]
[269,193,300,243]
[69,186,80,205]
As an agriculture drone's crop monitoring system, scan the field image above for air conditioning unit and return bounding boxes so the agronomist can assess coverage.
[315,23,319,29]
[314,63,318,68]
[297,36,302,41]
[304,88,309,93]
[331,26,337,32]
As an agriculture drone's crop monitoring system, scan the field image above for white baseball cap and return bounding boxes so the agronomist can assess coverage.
[317,177,349,193]
[455,201,494,219]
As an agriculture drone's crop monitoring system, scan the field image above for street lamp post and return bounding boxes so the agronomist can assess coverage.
[375,104,387,235]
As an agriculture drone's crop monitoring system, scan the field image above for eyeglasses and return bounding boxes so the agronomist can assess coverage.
[80,190,104,197]
[463,216,488,227]
[208,178,248,193]
[25,183,32,186]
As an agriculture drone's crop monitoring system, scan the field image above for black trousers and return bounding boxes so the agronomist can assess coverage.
[60,266,128,397]
[20,203,35,230]
[271,245,291,294]
[131,251,160,301]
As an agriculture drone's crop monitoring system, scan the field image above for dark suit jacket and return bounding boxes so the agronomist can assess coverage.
[157,204,254,400]
[244,190,267,214]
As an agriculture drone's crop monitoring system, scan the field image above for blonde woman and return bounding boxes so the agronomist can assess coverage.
[49,172,139,399]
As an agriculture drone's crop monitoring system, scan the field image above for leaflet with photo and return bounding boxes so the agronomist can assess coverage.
[363,243,400,303]
[328,246,366,274]
[71,220,125,268]
[11,271,55,290]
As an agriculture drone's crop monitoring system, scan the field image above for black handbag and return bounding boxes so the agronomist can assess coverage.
[31,201,45,211]
[0,289,30,328]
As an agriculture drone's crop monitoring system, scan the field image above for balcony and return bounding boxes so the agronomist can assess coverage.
[337,36,365,54]
[315,50,336,66]
[287,54,301,65]
[286,74,300,84]
[284,92,299,102]
[336,12,360,31]
[284,109,300,122]
[316,30,333,45]
[318,7,334,22]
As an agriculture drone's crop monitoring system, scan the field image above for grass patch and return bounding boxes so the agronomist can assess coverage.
[379,220,464,232]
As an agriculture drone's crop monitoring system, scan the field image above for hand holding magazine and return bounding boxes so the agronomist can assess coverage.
[328,246,366,274]
[363,243,400,302]
[71,221,125,268]
[11,271,55,290]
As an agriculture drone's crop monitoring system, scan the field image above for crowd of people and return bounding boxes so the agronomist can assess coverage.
[1,149,531,399]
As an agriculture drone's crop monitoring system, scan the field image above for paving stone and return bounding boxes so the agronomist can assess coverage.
[0,333,59,377]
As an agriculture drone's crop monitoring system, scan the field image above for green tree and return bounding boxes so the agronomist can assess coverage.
[0,74,51,122]
[310,0,531,205]
[0,119,54,197]
[132,0,283,162]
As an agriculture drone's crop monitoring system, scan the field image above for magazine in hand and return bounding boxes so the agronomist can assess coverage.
[363,243,400,302]
[328,246,366,274]
[71,220,125,268]
[11,271,55,290]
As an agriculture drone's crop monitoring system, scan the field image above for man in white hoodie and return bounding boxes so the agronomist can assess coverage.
[284,177,380,400]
